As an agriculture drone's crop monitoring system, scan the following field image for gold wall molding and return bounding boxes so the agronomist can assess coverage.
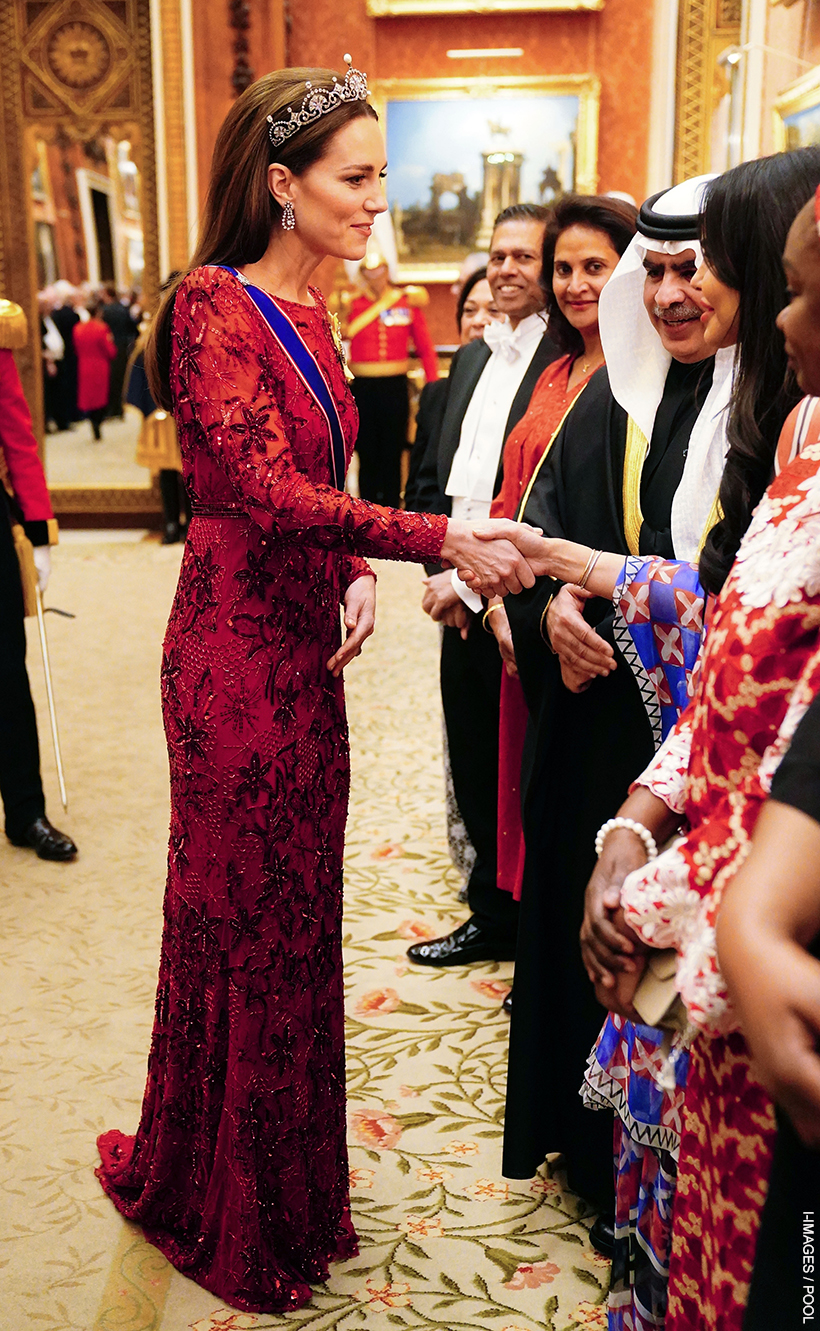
[674,0,741,182]
[367,0,602,11]
[156,0,190,272]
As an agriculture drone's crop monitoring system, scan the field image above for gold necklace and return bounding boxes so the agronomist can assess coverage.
[579,350,603,376]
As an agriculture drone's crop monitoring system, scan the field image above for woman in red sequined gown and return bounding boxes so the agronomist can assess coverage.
[95,67,534,1313]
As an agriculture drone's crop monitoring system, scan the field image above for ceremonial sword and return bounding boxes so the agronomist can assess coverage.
[35,587,68,811]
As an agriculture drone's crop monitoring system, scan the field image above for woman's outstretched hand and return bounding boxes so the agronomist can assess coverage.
[440,519,541,597]
[327,575,376,677]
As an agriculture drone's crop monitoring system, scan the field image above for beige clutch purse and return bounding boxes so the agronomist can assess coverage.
[632,949,688,1033]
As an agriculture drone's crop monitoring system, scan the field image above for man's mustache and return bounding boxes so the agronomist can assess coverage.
[653,303,702,324]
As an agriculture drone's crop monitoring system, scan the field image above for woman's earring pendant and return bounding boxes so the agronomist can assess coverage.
[281,201,296,231]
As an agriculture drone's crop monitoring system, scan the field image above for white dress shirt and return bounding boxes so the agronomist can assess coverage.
[445,311,547,609]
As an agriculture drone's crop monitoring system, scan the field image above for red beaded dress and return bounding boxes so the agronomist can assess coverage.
[96,266,447,1313]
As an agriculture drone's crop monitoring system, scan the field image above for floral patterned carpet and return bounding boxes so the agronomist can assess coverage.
[1,541,609,1331]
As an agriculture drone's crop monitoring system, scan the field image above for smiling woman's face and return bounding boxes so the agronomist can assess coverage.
[275,116,389,261]
[551,223,621,338]
[459,278,499,343]
[692,259,741,351]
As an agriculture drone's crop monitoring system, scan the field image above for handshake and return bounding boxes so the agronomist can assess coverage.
[440,518,550,598]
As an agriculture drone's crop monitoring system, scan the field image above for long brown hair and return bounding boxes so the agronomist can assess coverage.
[697,147,820,595]
[145,68,377,407]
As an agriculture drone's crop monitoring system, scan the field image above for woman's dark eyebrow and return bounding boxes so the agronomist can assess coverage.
[342,162,387,173]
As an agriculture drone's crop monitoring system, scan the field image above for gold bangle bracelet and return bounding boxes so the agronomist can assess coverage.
[482,603,504,634]
[577,548,602,590]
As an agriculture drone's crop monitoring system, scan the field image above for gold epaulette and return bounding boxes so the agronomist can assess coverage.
[0,299,28,349]
[403,284,429,308]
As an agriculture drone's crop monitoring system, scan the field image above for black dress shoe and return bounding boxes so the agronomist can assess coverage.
[162,522,181,544]
[502,988,513,1016]
[407,917,517,967]
[589,1213,615,1259]
[9,816,78,862]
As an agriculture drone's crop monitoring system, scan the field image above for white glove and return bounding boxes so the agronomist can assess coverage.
[32,545,51,593]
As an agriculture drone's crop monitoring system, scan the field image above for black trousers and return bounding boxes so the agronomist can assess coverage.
[440,621,518,943]
[744,1109,820,1330]
[0,512,45,838]
[87,408,106,440]
[44,364,71,431]
[159,469,191,528]
[352,375,408,508]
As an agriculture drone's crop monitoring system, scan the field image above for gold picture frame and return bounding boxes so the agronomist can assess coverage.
[774,64,820,152]
[367,0,601,12]
[371,74,600,282]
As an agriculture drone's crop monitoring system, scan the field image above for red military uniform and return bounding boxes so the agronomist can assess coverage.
[0,299,74,860]
[347,285,439,383]
[0,344,57,540]
[0,299,56,537]
[344,281,438,508]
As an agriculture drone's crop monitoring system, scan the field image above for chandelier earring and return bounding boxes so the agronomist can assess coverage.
[281,200,296,231]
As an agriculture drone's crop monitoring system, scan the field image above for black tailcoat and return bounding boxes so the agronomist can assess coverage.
[405,328,557,940]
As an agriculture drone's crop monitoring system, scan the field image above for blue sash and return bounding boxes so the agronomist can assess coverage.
[218,265,347,490]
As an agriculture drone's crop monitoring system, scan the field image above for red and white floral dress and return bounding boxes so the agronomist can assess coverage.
[620,410,820,1330]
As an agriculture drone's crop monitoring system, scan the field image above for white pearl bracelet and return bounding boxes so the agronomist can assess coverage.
[594,816,658,861]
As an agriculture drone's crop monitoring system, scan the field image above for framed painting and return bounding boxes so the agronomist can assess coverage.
[371,74,600,282]
[367,0,601,12]
[774,65,820,151]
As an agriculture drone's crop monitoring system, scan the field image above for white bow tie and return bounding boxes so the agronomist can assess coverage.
[483,319,521,362]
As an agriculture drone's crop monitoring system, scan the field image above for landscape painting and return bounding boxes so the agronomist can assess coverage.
[372,76,600,280]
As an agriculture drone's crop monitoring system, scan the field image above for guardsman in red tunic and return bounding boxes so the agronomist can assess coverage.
[344,250,438,506]
[0,299,77,861]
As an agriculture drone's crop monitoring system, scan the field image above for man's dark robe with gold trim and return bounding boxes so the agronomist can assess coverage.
[503,357,714,1203]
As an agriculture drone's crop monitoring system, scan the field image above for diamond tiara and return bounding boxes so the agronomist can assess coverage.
[267,56,369,151]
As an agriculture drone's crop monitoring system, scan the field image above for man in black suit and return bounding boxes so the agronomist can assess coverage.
[101,286,138,418]
[404,203,556,967]
[50,283,81,424]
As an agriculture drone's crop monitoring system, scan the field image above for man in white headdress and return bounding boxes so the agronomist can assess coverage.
[501,176,734,1245]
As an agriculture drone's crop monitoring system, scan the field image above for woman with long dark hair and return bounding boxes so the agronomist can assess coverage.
[696,150,820,595]
[94,62,535,1314]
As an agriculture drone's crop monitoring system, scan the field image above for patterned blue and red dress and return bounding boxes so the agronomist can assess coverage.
[582,555,705,1331]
